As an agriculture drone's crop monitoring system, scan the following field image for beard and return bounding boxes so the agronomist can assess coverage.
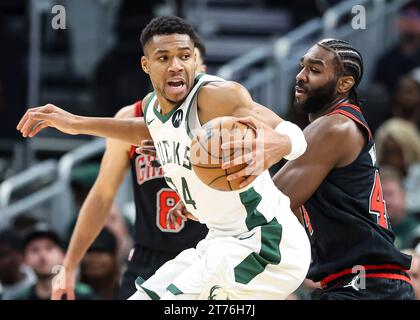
[294,79,337,114]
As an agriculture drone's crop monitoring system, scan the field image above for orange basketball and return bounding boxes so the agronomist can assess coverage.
[190,116,256,191]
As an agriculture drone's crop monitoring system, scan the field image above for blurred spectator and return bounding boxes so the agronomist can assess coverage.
[70,163,101,210]
[13,224,95,300]
[409,225,420,249]
[381,166,419,249]
[375,118,420,177]
[69,163,133,264]
[373,1,420,92]
[391,68,420,129]
[358,85,390,135]
[376,119,420,213]
[376,118,420,214]
[0,229,36,300]
[80,228,120,300]
[105,205,133,265]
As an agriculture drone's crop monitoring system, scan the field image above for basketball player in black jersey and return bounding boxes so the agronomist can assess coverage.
[49,37,208,300]
[224,39,414,299]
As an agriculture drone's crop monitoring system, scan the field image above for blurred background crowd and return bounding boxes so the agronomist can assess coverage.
[0,0,419,300]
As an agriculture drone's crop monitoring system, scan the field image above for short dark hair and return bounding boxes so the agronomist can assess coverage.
[140,16,200,53]
[0,229,24,252]
[23,223,63,250]
[87,228,117,255]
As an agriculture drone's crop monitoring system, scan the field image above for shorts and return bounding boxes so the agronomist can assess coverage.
[118,245,180,299]
[129,216,311,300]
[311,273,415,300]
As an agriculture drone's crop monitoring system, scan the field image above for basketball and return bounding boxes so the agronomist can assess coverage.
[191,116,256,191]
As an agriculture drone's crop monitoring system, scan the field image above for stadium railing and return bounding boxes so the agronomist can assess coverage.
[217,0,410,115]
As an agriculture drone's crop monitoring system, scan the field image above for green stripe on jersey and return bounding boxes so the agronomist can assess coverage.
[143,92,156,125]
[135,276,160,300]
[234,218,282,284]
[239,187,268,230]
[167,284,183,295]
[234,187,282,284]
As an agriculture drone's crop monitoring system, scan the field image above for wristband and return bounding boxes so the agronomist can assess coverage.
[275,121,307,160]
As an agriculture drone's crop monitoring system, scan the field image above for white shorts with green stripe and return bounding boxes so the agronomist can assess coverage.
[128,212,310,300]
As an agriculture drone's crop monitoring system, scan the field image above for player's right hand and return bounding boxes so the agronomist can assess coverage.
[51,266,76,300]
[17,104,81,138]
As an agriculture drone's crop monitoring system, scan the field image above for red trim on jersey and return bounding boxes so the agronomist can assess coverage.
[329,102,362,113]
[130,100,143,158]
[365,273,413,286]
[320,264,411,288]
[338,103,361,113]
[328,109,372,140]
[134,100,143,117]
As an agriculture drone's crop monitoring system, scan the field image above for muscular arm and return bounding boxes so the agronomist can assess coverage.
[63,106,135,271]
[273,114,366,212]
[197,81,284,129]
[17,102,151,146]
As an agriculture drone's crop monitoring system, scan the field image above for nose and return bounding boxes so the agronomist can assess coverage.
[168,57,184,73]
[296,68,307,83]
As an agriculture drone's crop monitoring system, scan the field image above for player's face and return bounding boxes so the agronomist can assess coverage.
[141,34,196,106]
[81,251,116,278]
[24,238,64,279]
[0,245,23,282]
[294,45,338,114]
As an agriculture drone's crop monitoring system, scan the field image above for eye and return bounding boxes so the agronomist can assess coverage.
[310,68,320,73]
[181,54,190,60]
[159,56,167,61]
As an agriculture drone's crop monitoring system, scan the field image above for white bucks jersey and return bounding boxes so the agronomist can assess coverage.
[144,74,293,236]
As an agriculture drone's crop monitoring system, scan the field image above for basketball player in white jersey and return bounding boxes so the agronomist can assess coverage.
[18,16,310,300]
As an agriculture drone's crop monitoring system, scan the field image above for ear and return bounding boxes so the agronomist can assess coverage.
[337,76,355,94]
[141,56,150,74]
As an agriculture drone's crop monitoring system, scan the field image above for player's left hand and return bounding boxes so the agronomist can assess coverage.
[167,200,198,229]
[220,116,290,188]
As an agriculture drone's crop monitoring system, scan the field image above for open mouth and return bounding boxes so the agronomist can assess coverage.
[167,79,185,87]
[166,78,187,96]
[295,85,306,94]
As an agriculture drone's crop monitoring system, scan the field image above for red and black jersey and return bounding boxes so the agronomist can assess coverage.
[301,102,412,284]
[129,101,208,253]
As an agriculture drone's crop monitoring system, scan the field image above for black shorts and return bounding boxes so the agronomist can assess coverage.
[311,274,415,300]
[118,245,180,299]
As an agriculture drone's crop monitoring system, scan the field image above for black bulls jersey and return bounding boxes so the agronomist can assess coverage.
[301,103,412,282]
[129,101,208,252]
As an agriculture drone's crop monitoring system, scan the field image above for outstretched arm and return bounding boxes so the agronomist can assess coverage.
[17,104,151,145]
[51,105,134,300]
[274,114,366,212]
